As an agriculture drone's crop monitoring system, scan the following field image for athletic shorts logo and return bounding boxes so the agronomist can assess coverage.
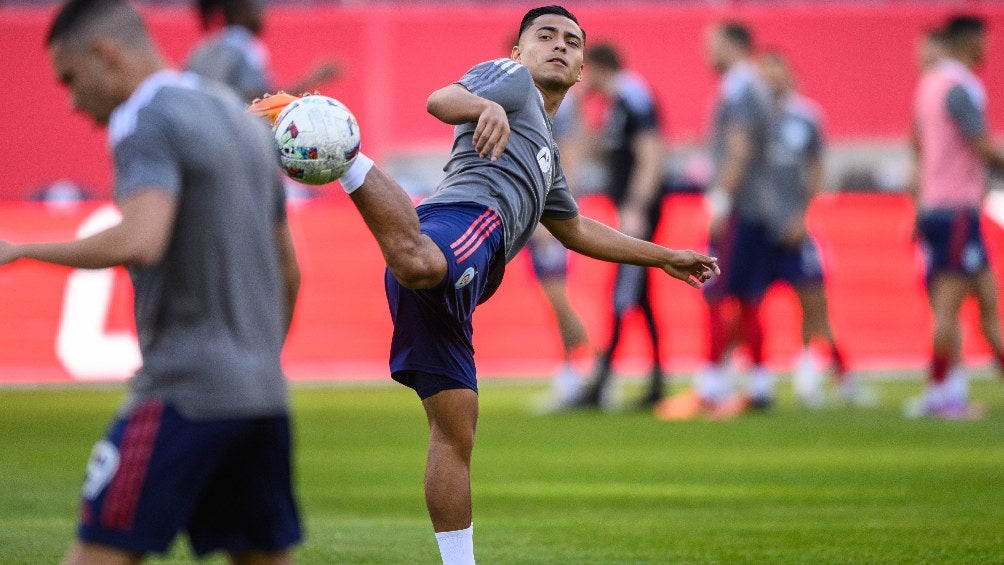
[83,439,120,500]
[455,267,478,289]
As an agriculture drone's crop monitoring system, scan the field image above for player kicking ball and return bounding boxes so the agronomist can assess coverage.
[264,6,717,564]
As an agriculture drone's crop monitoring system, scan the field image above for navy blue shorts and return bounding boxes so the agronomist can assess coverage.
[704,216,774,303]
[771,235,825,287]
[78,401,301,557]
[917,208,990,284]
[526,235,569,281]
[386,202,504,398]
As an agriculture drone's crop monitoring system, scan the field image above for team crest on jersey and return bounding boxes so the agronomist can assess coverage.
[454,267,478,289]
[536,146,552,174]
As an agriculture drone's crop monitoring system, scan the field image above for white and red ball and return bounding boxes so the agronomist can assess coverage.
[273,95,361,185]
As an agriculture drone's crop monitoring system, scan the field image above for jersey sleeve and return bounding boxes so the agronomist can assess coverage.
[542,153,579,220]
[946,84,987,139]
[457,59,535,113]
[112,108,182,202]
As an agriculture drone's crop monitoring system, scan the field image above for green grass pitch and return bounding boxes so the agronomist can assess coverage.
[1,375,1002,564]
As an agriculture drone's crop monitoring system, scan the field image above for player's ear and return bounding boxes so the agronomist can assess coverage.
[511,44,521,63]
[576,61,584,83]
[90,37,123,71]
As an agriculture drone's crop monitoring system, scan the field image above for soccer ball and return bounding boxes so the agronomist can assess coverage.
[272,95,361,185]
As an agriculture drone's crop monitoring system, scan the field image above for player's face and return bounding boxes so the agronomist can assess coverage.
[759,57,791,95]
[512,14,584,92]
[49,41,120,126]
[705,27,729,74]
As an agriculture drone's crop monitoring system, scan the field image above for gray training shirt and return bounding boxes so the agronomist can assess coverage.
[764,93,824,239]
[710,61,773,223]
[421,58,580,262]
[185,25,272,103]
[109,70,289,420]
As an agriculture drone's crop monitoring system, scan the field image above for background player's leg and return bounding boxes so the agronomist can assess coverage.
[908,274,969,417]
[972,270,1004,378]
[638,289,665,407]
[62,541,141,565]
[228,551,292,565]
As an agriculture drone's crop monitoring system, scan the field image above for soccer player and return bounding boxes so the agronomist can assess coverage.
[908,14,1004,419]
[332,6,718,563]
[659,22,773,420]
[0,0,303,562]
[185,0,338,103]
[758,51,874,408]
[569,42,670,409]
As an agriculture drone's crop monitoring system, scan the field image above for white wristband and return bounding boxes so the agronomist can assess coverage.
[704,186,732,218]
[338,153,374,194]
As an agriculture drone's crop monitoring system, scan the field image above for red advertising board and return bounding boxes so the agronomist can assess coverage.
[1,193,1000,384]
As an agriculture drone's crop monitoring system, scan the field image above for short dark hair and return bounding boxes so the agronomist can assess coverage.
[721,21,753,53]
[585,43,621,71]
[47,0,147,47]
[518,5,585,44]
[944,14,986,44]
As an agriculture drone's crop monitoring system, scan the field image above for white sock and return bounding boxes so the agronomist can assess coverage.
[338,153,374,194]
[434,523,475,565]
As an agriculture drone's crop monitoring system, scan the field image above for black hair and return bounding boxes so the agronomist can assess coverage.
[47,0,146,47]
[518,5,585,44]
[944,14,986,44]
[585,43,621,71]
[721,21,753,53]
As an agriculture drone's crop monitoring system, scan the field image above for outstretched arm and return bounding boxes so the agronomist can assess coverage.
[541,214,719,288]
[0,189,175,269]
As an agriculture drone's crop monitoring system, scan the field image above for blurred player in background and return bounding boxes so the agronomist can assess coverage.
[528,79,593,411]
[758,51,874,409]
[331,6,718,563]
[908,14,1004,419]
[0,0,303,562]
[659,21,773,420]
[567,42,670,410]
[918,27,948,73]
[186,0,339,103]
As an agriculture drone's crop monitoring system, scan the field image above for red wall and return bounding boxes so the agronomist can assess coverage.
[1,194,1001,383]
[2,4,1004,199]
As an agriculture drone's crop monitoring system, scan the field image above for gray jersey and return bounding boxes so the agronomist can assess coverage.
[185,25,271,103]
[109,70,289,420]
[710,61,772,222]
[765,93,824,237]
[421,59,579,262]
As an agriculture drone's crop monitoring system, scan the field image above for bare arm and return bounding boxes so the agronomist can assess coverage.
[968,134,1004,171]
[274,220,301,338]
[0,189,175,269]
[717,124,753,196]
[541,214,718,288]
[427,83,510,161]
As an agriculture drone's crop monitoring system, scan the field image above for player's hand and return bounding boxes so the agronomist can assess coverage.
[660,249,719,289]
[0,241,22,267]
[472,102,510,162]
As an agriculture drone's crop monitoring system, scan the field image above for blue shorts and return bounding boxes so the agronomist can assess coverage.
[917,208,990,284]
[771,235,825,287]
[526,235,569,281]
[78,401,301,557]
[704,216,774,303]
[386,202,504,398]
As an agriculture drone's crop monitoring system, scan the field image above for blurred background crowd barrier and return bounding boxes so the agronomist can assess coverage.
[0,1,1002,382]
